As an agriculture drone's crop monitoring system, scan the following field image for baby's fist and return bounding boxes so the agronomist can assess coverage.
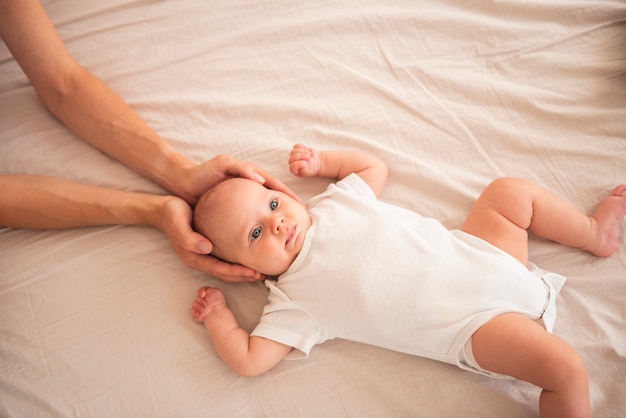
[289,143,321,177]
[190,287,227,322]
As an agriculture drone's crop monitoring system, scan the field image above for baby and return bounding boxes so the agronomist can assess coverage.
[191,143,626,418]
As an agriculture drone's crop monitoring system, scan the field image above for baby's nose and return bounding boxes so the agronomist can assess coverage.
[271,216,285,234]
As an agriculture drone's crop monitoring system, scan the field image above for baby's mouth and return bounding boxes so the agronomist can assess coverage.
[285,225,296,246]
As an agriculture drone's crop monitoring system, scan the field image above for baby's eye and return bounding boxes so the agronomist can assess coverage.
[251,227,262,240]
[270,198,278,211]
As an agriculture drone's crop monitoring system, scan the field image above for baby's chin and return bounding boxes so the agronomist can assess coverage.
[259,266,289,278]
[257,258,295,278]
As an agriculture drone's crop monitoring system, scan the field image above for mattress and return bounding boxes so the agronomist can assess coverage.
[1,0,625,416]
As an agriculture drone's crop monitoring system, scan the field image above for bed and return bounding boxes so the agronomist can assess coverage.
[1,0,625,417]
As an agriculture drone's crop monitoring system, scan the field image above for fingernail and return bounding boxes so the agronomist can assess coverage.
[197,241,211,253]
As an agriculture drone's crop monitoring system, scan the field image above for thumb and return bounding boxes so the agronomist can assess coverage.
[190,233,213,254]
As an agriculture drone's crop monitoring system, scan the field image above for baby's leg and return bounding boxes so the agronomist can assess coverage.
[472,314,590,418]
[461,178,626,265]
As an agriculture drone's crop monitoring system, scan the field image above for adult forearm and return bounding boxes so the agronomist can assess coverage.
[42,66,193,198]
[0,175,165,230]
[0,0,192,200]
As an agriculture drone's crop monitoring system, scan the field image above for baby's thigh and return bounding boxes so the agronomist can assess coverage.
[471,313,586,391]
[461,178,532,264]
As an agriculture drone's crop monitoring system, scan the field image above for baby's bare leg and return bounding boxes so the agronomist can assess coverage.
[472,314,590,418]
[462,178,626,265]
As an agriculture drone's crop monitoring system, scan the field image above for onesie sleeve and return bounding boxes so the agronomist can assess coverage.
[250,280,325,359]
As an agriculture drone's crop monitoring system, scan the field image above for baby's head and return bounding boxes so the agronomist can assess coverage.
[193,178,311,276]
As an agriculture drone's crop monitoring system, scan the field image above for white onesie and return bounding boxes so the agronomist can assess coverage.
[251,174,566,375]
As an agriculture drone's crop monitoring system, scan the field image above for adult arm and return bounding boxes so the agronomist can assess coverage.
[0,0,294,281]
[0,175,262,281]
[0,0,295,205]
[0,0,192,200]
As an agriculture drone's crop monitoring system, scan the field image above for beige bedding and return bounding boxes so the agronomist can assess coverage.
[1,1,625,416]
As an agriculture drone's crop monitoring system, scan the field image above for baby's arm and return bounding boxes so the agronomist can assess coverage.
[289,143,388,197]
[190,287,292,376]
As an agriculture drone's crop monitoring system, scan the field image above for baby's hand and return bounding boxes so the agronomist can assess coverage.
[190,287,227,322]
[289,143,321,177]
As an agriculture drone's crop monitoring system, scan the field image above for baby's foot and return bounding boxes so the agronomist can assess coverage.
[190,287,227,322]
[584,185,626,257]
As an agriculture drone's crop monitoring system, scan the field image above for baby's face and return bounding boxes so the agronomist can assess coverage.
[210,178,311,276]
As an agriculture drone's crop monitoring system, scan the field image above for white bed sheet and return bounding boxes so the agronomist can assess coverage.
[1,1,625,417]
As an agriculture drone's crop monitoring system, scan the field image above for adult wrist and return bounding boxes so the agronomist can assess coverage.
[149,146,196,204]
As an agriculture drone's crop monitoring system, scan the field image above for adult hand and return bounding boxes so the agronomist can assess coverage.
[158,196,264,282]
[0,0,288,283]
[176,154,299,205]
